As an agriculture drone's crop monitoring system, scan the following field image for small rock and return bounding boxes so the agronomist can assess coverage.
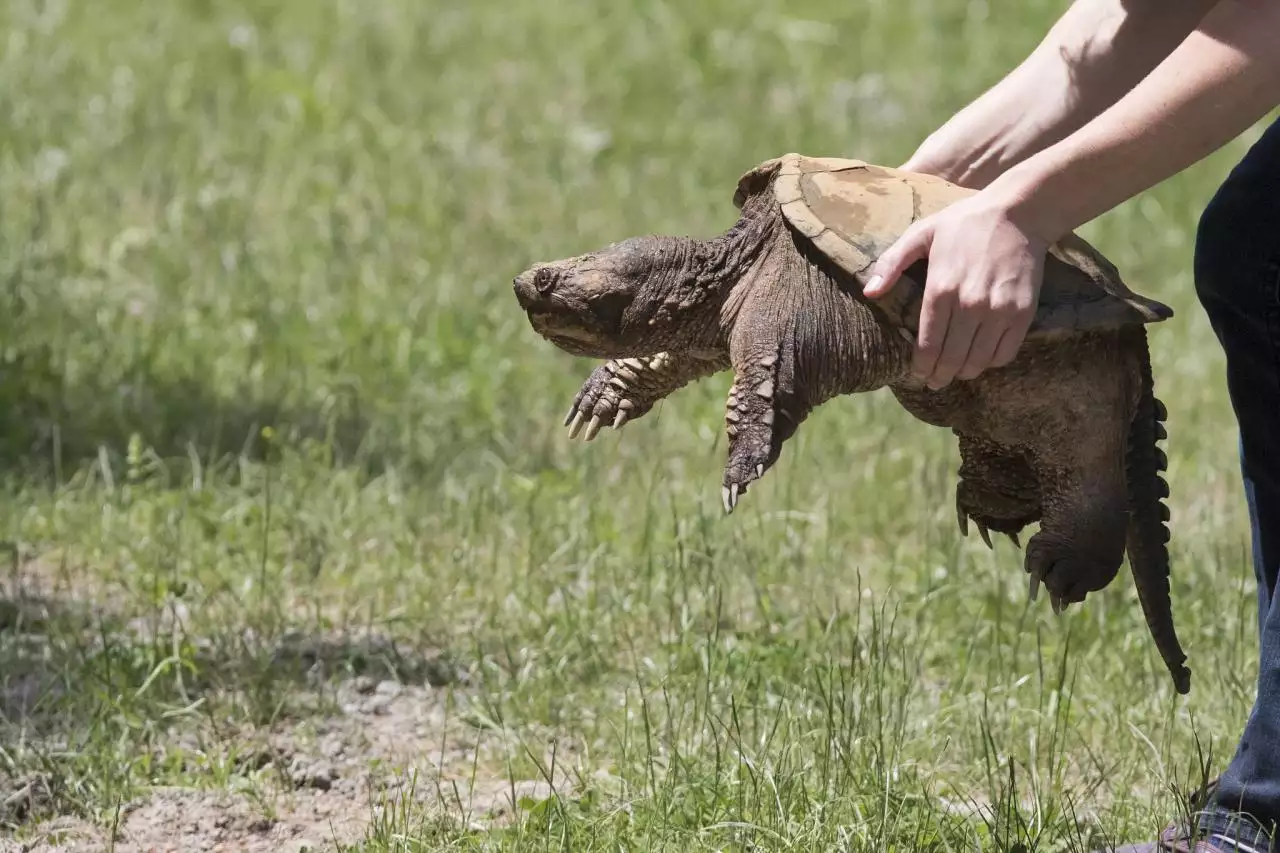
[374,679,401,697]
[360,696,392,716]
[351,675,377,695]
[289,758,338,791]
[318,735,346,760]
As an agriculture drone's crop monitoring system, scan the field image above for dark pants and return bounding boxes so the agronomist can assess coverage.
[1194,115,1280,848]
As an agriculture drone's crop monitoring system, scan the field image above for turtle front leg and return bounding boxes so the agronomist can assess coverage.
[719,246,909,512]
[721,346,792,511]
[565,351,730,441]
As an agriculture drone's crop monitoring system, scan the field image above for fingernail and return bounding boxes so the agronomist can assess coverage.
[864,274,883,294]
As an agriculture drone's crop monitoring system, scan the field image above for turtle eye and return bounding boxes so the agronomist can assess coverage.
[533,268,556,295]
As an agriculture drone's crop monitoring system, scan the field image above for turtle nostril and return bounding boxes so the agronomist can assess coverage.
[533,268,556,295]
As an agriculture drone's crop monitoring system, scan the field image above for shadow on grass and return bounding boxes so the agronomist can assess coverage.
[0,342,381,480]
[0,560,468,828]
[0,582,464,727]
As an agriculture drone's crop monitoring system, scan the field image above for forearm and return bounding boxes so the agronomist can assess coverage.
[996,0,1280,239]
[907,0,1218,188]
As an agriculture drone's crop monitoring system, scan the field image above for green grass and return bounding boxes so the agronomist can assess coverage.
[0,0,1270,850]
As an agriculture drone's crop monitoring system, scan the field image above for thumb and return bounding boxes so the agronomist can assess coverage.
[863,223,932,298]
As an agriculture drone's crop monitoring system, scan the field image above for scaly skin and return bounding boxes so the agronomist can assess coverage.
[512,167,1190,695]
[953,433,1041,548]
[564,351,730,441]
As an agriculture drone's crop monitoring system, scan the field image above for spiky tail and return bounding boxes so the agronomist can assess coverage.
[1126,329,1191,695]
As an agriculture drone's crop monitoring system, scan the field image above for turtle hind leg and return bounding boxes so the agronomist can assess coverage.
[954,433,1042,549]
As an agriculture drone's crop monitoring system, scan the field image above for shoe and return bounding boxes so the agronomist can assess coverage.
[1094,823,1232,852]
[1093,776,1242,852]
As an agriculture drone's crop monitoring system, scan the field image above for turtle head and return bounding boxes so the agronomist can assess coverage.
[514,235,728,358]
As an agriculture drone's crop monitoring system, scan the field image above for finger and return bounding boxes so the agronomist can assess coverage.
[912,283,954,380]
[990,312,1034,368]
[955,320,1007,381]
[864,223,932,298]
[926,305,980,389]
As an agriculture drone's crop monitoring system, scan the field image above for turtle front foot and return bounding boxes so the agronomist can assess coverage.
[564,359,653,441]
[721,375,793,513]
[564,352,729,442]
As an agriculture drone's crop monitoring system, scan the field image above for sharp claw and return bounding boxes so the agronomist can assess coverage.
[613,410,629,429]
[568,410,586,439]
[584,415,603,441]
[755,463,763,479]
[956,505,969,537]
[977,522,993,550]
[1028,573,1040,602]
[564,406,578,427]
[722,483,740,514]
[1008,532,1021,549]
[1051,594,1063,615]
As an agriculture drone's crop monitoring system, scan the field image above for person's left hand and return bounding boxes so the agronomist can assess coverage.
[862,193,1051,389]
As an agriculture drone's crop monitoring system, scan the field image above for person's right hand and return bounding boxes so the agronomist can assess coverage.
[863,189,1049,388]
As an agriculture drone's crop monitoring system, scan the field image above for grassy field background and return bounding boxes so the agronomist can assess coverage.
[0,0,1271,850]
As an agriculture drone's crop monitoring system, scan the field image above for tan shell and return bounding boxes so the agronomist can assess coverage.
[733,153,1173,341]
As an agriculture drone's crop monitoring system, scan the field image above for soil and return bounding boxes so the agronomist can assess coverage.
[1,555,577,852]
[8,675,572,853]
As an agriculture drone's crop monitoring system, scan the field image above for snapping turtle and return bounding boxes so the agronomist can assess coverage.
[512,153,1189,694]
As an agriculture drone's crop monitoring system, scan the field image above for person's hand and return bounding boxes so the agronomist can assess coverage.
[862,193,1050,389]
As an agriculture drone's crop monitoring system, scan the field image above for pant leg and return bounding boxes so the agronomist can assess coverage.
[1193,115,1280,838]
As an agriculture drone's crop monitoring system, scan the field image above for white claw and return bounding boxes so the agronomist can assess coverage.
[568,411,586,439]
[720,482,739,513]
[613,410,629,429]
[755,463,763,479]
[584,415,603,441]
[564,406,578,427]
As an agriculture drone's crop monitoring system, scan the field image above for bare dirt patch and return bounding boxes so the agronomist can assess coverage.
[10,673,576,852]
[2,555,580,852]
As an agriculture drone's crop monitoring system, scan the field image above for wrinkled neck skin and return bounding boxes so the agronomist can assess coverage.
[622,211,778,354]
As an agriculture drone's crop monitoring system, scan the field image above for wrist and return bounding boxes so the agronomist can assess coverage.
[984,154,1075,242]
[904,65,1071,189]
